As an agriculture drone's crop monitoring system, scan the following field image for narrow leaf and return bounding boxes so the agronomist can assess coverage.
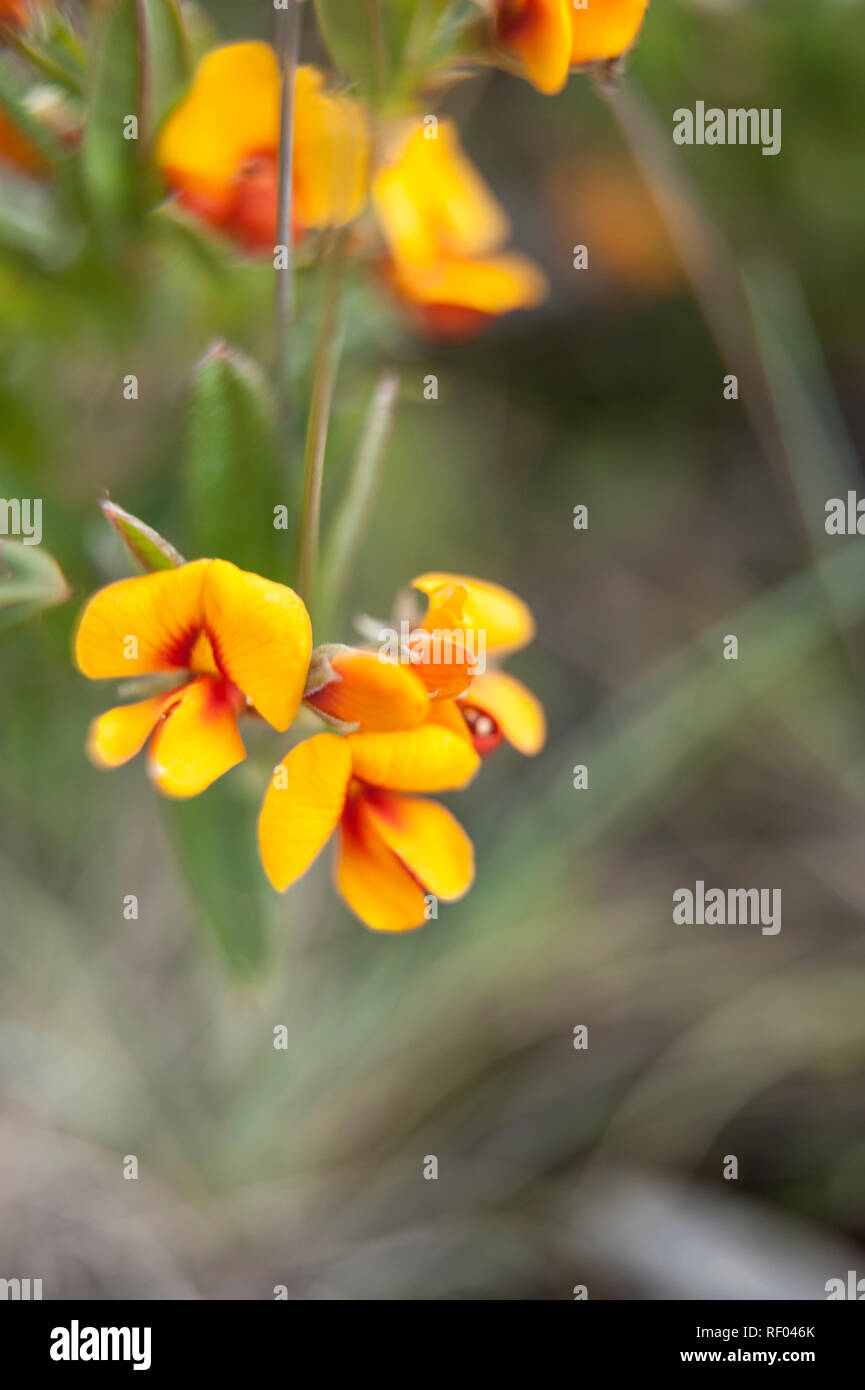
[101,498,185,571]
[162,775,270,981]
[184,343,282,574]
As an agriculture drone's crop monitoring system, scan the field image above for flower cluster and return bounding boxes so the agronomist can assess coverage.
[2,2,651,336]
[76,558,544,933]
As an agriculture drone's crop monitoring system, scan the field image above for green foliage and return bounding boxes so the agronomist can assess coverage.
[162,774,271,981]
[0,539,70,631]
[183,343,284,576]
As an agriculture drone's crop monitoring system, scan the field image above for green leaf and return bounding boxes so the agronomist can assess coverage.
[0,539,70,631]
[139,0,191,132]
[183,343,283,574]
[101,498,185,571]
[80,0,189,232]
[162,775,270,981]
[314,0,455,104]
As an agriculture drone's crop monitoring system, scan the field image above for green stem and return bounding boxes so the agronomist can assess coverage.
[321,369,400,632]
[297,235,347,617]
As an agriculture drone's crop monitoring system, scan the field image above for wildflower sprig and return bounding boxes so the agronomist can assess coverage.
[26,0,656,954]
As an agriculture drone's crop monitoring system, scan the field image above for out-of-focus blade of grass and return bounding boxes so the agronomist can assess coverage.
[745,259,860,544]
[605,77,864,678]
[183,343,284,575]
[320,369,399,634]
[455,542,865,937]
[101,498,185,572]
[161,775,271,983]
[0,540,70,630]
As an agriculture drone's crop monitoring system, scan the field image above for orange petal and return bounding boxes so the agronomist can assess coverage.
[335,797,429,932]
[570,0,649,66]
[426,697,474,738]
[496,0,572,95]
[304,646,430,732]
[388,250,547,316]
[461,669,546,756]
[361,791,474,901]
[202,559,311,732]
[85,686,186,769]
[147,676,246,798]
[412,572,536,656]
[258,732,352,892]
[75,560,210,680]
[156,42,280,207]
[347,724,480,793]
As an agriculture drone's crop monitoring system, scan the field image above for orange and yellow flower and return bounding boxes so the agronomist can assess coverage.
[155,42,368,254]
[411,572,546,756]
[491,0,650,93]
[372,118,547,339]
[259,724,479,932]
[75,559,312,798]
[304,572,546,756]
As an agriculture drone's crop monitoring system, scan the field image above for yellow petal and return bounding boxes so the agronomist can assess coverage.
[426,697,474,737]
[202,559,311,732]
[462,669,546,755]
[293,66,369,228]
[361,791,474,901]
[304,647,430,731]
[496,0,572,95]
[570,0,649,66]
[75,560,210,679]
[347,724,480,792]
[389,250,547,316]
[85,687,185,769]
[155,42,280,205]
[258,733,352,892]
[336,797,429,932]
[411,572,536,656]
[373,119,510,269]
[147,676,246,798]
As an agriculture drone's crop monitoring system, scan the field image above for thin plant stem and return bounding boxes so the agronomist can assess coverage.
[297,233,348,615]
[272,1,302,394]
[321,369,400,631]
[3,29,83,96]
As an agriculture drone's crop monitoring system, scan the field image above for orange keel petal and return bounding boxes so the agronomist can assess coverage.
[305,647,430,732]
[361,791,474,902]
[336,798,429,932]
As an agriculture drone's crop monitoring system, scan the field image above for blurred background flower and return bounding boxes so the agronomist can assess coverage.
[1,0,865,1299]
